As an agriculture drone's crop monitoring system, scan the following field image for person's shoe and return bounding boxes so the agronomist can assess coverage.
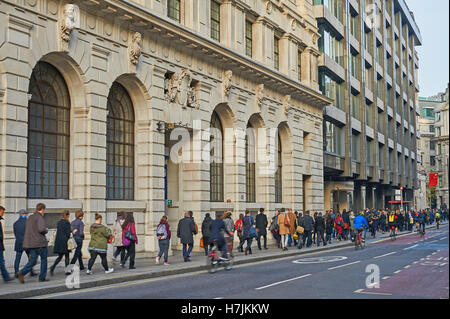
[65,272,72,276]
[258,247,262,250]
[4,277,14,283]
[264,247,268,250]
[129,266,136,270]
[155,256,160,264]
[120,263,125,268]
[105,268,114,274]
[219,257,229,261]
[86,270,92,275]
[249,250,253,255]
[39,279,50,282]
[49,267,54,277]
[186,257,191,262]
[244,249,248,256]
[15,273,19,278]
[17,273,25,284]
[112,256,117,262]
[79,267,85,271]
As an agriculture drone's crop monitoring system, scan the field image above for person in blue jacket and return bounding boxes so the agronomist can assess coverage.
[209,212,233,260]
[13,209,37,278]
[353,212,369,240]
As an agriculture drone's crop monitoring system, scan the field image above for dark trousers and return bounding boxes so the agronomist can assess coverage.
[256,232,267,249]
[316,229,325,246]
[182,243,193,259]
[123,242,136,268]
[20,247,48,281]
[70,240,84,269]
[158,239,170,262]
[203,236,214,255]
[51,252,69,272]
[0,250,11,282]
[302,230,312,247]
[14,250,35,276]
[113,246,126,263]
[88,250,108,271]
[326,232,332,243]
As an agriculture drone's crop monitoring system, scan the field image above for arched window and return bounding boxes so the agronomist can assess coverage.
[27,62,70,199]
[106,82,135,200]
[210,111,224,202]
[246,123,256,203]
[274,130,282,203]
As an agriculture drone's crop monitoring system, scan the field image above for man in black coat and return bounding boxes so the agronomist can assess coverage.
[255,208,268,250]
[177,211,197,262]
[201,213,213,256]
[0,206,13,282]
[13,209,36,277]
[314,212,326,246]
[299,211,314,248]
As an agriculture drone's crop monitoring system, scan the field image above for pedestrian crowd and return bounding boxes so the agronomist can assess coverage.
[0,202,448,284]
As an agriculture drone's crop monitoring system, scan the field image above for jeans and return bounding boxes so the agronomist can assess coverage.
[0,250,11,282]
[158,239,170,262]
[257,232,267,249]
[51,253,69,273]
[70,239,84,269]
[123,242,136,268]
[182,243,193,259]
[20,247,48,281]
[14,250,35,276]
[215,237,227,258]
[113,246,126,263]
[88,250,108,271]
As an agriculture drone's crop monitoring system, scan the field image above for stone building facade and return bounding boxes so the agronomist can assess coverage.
[0,0,331,258]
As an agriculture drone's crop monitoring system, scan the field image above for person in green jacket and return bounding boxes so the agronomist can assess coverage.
[87,213,114,275]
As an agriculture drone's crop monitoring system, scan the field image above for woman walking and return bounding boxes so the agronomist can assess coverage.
[277,209,290,251]
[223,211,235,256]
[70,210,85,270]
[155,215,171,265]
[242,210,255,255]
[122,213,138,269]
[236,213,245,252]
[87,213,114,275]
[50,211,72,276]
[112,212,126,264]
[325,213,333,245]
[201,213,213,255]
[334,213,344,241]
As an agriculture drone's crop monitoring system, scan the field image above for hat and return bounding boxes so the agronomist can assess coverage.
[18,209,29,215]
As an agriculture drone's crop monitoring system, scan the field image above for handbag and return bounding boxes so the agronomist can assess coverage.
[249,226,257,238]
[124,223,137,242]
[108,234,114,244]
[283,215,290,227]
[296,226,304,234]
[200,237,205,249]
[67,233,76,251]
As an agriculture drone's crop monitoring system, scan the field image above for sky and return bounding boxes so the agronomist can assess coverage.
[406,0,449,97]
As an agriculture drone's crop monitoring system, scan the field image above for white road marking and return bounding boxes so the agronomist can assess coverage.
[440,237,447,241]
[255,274,312,290]
[374,252,397,259]
[394,270,402,274]
[403,244,418,250]
[328,261,361,270]
[214,297,224,299]
[404,265,411,269]
[354,289,392,296]
[429,240,439,244]
[382,276,390,280]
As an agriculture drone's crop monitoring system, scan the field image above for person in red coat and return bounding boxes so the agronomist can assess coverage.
[334,213,344,241]
[122,213,138,269]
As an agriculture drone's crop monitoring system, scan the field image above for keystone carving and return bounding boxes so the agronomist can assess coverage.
[223,70,233,97]
[255,84,264,110]
[129,32,142,65]
[59,4,79,52]
[282,95,291,115]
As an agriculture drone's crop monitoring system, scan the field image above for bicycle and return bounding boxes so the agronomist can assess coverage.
[354,228,365,250]
[389,226,397,241]
[206,240,233,273]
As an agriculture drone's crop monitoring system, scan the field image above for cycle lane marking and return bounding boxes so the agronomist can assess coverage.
[254,274,312,290]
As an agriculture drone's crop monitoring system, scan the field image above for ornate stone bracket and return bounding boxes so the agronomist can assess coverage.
[222,70,233,99]
[129,32,142,68]
[255,84,264,111]
[59,4,80,52]
[283,95,291,116]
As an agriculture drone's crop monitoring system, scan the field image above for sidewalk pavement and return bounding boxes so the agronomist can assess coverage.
[0,222,447,299]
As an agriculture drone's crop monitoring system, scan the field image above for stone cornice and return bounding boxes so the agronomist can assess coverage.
[107,0,332,109]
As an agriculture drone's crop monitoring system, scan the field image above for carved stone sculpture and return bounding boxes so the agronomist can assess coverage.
[256,84,264,109]
[223,70,233,97]
[61,4,76,42]
[129,32,142,65]
[283,95,291,115]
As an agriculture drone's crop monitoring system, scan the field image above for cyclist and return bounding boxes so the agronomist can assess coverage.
[388,211,398,238]
[435,211,441,230]
[209,212,233,261]
[353,212,369,246]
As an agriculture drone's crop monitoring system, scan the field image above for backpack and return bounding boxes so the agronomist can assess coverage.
[236,219,243,232]
[388,214,395,223]
[156,223,168,240]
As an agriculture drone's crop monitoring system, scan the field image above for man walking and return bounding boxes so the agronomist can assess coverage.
[13,209,37,278]
[0,206,13,283]
[177,211,196,262]
[299,211,314,248]
[315,212,326,246]
[17,203,49,283]
[255,208,268,250]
